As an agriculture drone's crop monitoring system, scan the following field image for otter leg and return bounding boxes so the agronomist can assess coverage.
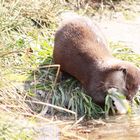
[56,71,72,82]
[91,91,107,108]
[61,71,73,81]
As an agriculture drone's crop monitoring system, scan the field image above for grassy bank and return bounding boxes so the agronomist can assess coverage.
[0,0,140,139]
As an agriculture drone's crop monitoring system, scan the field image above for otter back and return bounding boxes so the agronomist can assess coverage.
[53,14,140,106]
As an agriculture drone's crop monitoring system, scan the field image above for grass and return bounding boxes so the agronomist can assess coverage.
[0,111,34,140]
[110,42,140,67]
[0,0,140,139]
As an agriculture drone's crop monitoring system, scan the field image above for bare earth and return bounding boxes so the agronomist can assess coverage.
[97,16,140,54]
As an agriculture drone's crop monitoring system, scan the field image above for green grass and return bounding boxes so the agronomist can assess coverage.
[110,42,140,67]
[0,0,140,139]
[0,112,34,140]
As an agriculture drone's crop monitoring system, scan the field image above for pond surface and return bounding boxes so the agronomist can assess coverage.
[61,109,140,140]
[87,115,140,140]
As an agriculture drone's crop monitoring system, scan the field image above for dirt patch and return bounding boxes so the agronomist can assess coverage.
[98,16,140,54]
[92,0,140,54]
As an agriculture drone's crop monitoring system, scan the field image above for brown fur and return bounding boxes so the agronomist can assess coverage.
[53,15,140,106]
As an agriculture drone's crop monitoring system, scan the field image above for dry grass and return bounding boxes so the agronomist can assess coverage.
[0,0,140,139]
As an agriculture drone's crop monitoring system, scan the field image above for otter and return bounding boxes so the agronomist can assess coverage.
[53,13,140,106]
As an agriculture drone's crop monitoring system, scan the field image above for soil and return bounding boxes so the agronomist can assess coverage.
[93,0,140,54]
[98,16,140,54]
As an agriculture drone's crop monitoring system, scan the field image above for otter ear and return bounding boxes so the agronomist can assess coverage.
[119,67,127,80]
[105,66,127,78]
[120,68,127,75]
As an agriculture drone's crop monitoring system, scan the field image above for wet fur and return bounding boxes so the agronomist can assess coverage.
[53,14,140,106]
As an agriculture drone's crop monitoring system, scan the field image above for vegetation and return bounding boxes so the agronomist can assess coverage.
[0,0,140,139]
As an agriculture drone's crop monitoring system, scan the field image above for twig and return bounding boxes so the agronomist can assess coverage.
[39,64,61,87]
[25,99,77,121]
[0,50,24,57]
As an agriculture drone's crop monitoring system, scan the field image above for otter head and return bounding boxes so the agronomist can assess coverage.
[104,61,140,101]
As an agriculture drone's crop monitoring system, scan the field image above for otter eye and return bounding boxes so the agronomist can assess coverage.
[126,85,132,91]
[127,84,137,91]
[126,85,130,90]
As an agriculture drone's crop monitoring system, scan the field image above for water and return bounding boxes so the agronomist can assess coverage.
[71,112,140,140]
[87,115,140,140]
[34,109,140,140]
